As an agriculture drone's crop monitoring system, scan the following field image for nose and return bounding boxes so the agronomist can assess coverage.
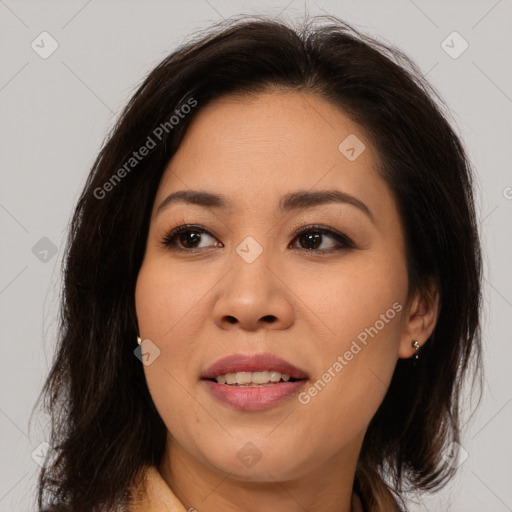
[211,249,294,331]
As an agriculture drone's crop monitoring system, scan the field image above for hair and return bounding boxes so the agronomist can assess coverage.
[32,13,483,512]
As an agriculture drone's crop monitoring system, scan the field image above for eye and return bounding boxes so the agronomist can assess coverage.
[160,225,221,252]
[289,225,354,253]
[160,224,354,253]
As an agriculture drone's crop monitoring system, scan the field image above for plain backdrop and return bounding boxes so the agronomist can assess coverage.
[1,1,511,511]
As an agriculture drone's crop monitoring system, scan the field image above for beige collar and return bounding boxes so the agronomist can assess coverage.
[127,464,366,512]
[127,464,188,512]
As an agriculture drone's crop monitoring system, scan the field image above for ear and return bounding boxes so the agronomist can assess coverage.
[398,280,441,359]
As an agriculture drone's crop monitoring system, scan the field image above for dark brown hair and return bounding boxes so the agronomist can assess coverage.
[32,14,482,512]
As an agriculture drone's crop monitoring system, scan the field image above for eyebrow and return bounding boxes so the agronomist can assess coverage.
[156,189,375,223]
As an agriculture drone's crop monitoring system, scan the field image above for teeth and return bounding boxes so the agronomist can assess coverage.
[214,371,292,385]
[236,371,253,385]
[269,371,282,382]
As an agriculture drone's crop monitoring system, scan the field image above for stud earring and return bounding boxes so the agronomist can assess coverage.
[412,339,421,359]
[137,336,142,345]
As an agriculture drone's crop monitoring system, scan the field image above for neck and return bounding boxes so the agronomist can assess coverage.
[159,433,365,512]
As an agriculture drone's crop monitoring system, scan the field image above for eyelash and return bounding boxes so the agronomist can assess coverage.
[160,224,355,254]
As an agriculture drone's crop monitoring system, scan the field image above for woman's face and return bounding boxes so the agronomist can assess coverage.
[135,90,418,483]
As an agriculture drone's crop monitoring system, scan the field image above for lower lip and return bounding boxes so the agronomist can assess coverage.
[202,379,308,411]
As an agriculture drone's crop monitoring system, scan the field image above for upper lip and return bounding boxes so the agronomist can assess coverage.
[201,353,309,380]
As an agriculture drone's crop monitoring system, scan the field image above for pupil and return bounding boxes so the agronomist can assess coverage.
[180,231,201,248]
[300,232,321,250]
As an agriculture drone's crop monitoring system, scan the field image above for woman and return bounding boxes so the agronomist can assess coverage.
[33,14,482,512]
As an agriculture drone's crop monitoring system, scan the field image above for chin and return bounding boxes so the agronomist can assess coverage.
[202,442,312,482]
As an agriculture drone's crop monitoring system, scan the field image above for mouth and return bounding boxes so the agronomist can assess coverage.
[203,370,303,386]
[201,352,309,381]
[200,353,309,411]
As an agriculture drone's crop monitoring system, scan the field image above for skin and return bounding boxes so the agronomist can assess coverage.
[134,90,440,512]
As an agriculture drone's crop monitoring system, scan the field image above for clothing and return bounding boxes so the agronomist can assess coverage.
[126,464,367,512]
[126,464,188,512]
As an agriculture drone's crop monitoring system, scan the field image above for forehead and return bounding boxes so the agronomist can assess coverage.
[154,90,392,220]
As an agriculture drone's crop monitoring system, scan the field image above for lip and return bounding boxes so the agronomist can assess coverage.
[202,379,308,411]
[201,353,309,380]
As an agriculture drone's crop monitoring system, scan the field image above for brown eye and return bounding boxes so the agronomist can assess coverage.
[290,225,354,253]
[161,225,221,251]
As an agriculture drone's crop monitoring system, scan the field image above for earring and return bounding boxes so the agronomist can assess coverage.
[137,336,142,345]
[412,339,421,359]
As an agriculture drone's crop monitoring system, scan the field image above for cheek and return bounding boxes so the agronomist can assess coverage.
[134,259,203,443]
[290,254,406,432]
[135,260,207,396]
[290,247,407,349]
[135,257,211,341]
[134,255,214,388]
[294,317,402,459]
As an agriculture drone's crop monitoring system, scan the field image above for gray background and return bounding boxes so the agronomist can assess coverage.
[1,1,511,510]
